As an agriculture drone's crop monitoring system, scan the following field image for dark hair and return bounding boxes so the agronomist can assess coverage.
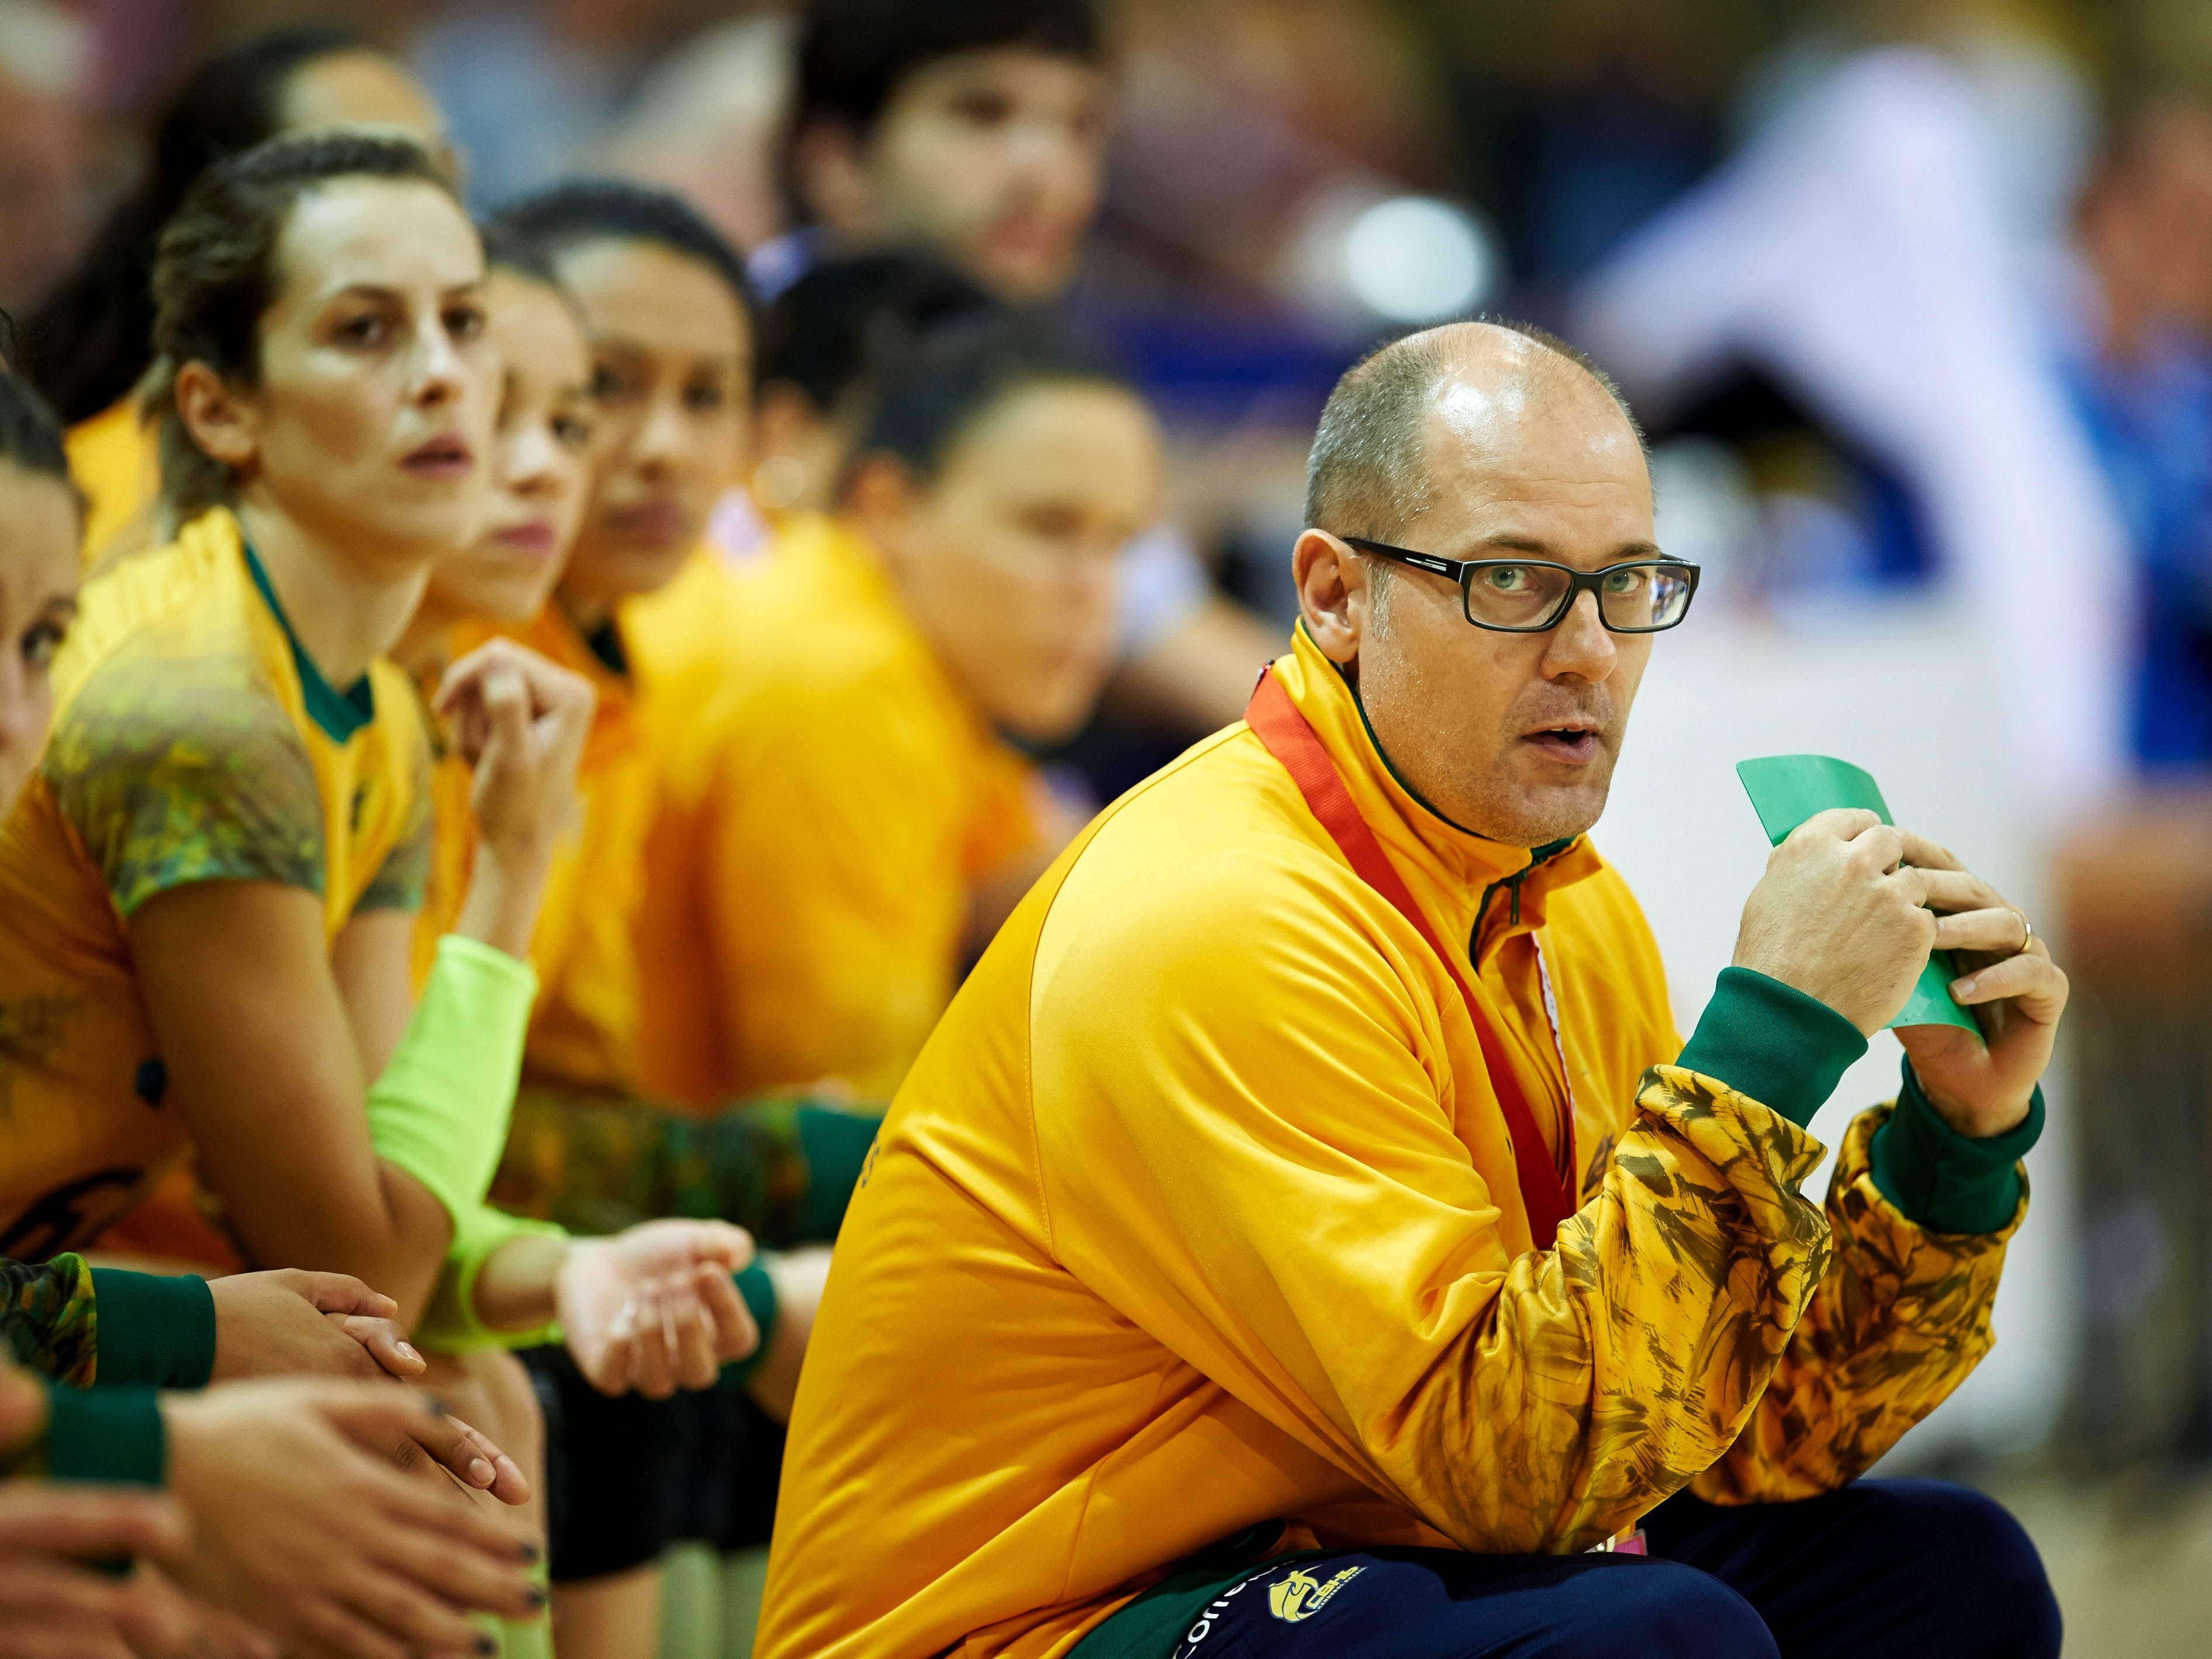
[794,0,1102,144]
[0,368,74,493]
[21,28,381,424]
[853,312,1131,486]
[153,130,463,519]
[492,178,756,350]
[1304,317,1646,543]
[478,220,564,292]
[762,253,994,417]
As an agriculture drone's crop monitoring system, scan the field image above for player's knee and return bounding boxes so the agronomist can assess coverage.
[1862,1481,2061,1658]
[1556,1563,1775,1659]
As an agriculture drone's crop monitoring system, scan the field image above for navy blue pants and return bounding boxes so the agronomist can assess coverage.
[1169,1481,2060,1658]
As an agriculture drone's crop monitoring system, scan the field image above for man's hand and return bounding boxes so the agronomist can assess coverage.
[1732,808,1935,1035]
[163,1381,541,1659]
[559,1219,758,1399]
[209,1270,426,1383]
[0,1482,192,1659]
[1893,832,2068,1139]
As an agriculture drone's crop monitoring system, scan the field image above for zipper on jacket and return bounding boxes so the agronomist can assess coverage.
[1470,838,1579,967]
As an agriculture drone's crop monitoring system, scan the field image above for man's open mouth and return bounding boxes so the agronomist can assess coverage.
[1522,727,1601,763]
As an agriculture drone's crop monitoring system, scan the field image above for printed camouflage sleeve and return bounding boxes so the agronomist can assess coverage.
[491,1086,881,1246]
[1688,1102,2017,1505]
[358,728,436,911]
[45,655,323,914]
[0,1253,96,1386]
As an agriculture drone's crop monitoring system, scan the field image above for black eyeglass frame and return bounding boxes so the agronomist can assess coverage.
[1340,535,1702,635]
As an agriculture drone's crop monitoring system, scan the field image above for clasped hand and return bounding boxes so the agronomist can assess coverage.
[1732,808,2069,1139]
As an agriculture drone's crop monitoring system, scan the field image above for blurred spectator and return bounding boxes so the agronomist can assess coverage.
[1572,43,2130,818]
[2048,102,2212,1471]
[0,1,91,318]
[596,13,794,253]
[767,0,1108,304]
[2058,103,2212,773]
[412,0,690,211]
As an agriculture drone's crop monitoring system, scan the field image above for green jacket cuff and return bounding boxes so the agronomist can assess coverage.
[47,1385,165,1485]
[1870,1060,2042,1233]
[87,1271,215,1389]
[1675,966,1868,1129]
[722,1260,779,1390]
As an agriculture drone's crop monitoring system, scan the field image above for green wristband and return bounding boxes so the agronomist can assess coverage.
[368,935,537,1223]
[87,1270,215,1389]
[721,1260,779,1390]
[47,1385,165,1485]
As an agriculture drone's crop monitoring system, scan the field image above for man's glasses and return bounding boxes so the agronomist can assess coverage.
[1342,536,1701,634]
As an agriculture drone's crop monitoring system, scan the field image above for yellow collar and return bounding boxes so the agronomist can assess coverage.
[1270,623,1604,944]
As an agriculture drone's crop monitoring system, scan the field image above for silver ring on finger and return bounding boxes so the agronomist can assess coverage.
[2012,910,2033,955]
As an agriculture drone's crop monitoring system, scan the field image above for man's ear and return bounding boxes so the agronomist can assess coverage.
[174,361,261,476]
[1293,528,1366,666]
[790,119,877,234]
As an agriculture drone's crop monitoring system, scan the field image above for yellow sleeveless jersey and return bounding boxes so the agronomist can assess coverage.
[0,508,430,1262]
[622,515,1039,1108]
[755,626,2017,1659]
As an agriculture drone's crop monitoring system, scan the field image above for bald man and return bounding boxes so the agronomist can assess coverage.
[755,323,2064,1659]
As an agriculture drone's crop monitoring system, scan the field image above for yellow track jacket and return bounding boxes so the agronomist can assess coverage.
[755,626,2019,1659]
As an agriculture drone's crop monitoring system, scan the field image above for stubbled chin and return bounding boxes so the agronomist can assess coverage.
[1451,765,1612,847]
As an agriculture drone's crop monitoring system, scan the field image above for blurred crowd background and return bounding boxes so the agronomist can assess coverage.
[9,0,2212,1648]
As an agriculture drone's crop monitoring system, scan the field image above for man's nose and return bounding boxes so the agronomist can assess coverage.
[1539,590,1617,680]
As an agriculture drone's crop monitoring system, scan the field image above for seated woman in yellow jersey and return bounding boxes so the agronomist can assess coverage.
[398,218,863,1337]
[22,27,450,568]
[384,182,859,1651]
[0,133,762,1619]
[644,312,1160,1111]
[0,362,551,1659]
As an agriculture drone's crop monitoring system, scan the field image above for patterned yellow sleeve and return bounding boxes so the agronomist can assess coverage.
[46,651,323,913]
[1688,1101,2018,1505]
[357,744,436,912]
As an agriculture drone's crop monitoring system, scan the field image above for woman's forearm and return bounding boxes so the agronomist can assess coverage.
[467,1232,569,1333]
[371,1163,462,1328]
[454,844,555,963]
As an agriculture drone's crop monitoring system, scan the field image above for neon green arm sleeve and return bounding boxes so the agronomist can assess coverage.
[367,935,538,1225]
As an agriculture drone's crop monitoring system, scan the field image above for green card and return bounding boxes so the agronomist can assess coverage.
[1734,755,1981,1035]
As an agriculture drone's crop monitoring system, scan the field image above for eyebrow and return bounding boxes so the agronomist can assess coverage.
[590,334,745,368]
[320,278,487,306]
[1476,531,1667,562]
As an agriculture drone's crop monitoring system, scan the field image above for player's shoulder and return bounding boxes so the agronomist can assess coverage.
[60,520,255,696]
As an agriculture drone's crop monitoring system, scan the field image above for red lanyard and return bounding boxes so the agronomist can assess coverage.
[1245,669,1577,1249]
